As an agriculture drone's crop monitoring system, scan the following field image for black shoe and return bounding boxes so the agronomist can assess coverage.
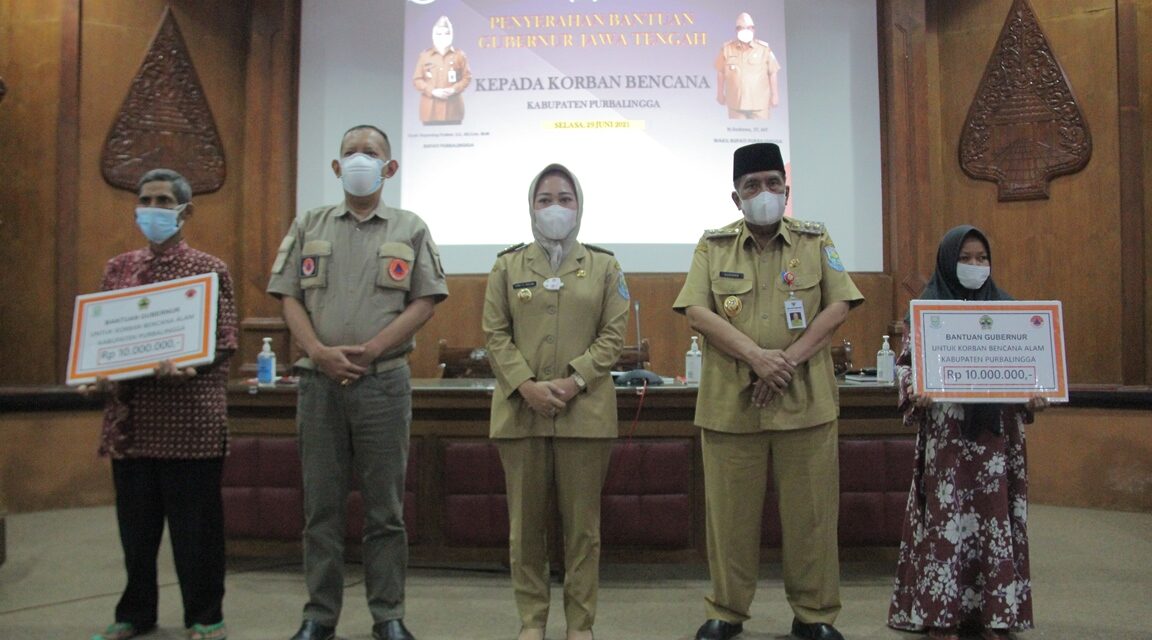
[695,619,744,640]
[373,619,416,640]
[290,620,336,640]
[790,618,845,640]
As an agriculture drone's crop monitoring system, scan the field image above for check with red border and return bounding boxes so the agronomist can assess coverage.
[66,273,218,385]
[909,300,1067,403]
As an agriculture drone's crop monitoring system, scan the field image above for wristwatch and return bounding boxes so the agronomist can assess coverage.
[571,372,587,391]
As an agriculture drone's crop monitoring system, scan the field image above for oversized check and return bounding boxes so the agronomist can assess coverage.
[909,300,1067,403]
[66,272,219,385]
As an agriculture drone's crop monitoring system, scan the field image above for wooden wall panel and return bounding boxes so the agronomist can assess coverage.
[74,1,249,308]
[931,0,1123,383]
[2,0,301,385]
[410,275,490,378]
[239,0,298,320]
[1138,0,1152,383]
[1029,408,1152,512]
[879,0,934,323]
[1114,0,1145,384]
[0,1,66,384]
[0,411,113,511]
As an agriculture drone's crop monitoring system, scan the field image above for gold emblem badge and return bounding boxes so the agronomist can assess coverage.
[576,269,587,278]
[788,258,800,269]
[723,295,742,317]
[517,288,532,302]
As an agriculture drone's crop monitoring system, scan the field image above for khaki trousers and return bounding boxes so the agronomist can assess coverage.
[297,367,411,626]
[496,437,614,631]
[701,421,842,624]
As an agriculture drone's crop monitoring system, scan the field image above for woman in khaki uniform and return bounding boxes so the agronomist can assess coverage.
[482,164,630,640]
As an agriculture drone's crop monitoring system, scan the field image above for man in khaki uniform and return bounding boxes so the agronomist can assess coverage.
[268,125,448,640]
[673,143,863,640]
[715,12,782,119]
[412,15,471,125]
[483,164,629,640]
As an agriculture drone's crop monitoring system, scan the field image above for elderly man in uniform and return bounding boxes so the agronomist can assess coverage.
[715,12,782,119]
[673,143,863,640]
[412,15,471,125]
[268,125,449,640]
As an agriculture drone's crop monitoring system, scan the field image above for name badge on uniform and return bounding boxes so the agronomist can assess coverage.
[543,277,564,291]
[785,296,807,330]
[448,68,457,84]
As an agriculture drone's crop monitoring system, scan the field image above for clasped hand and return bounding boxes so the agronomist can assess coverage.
[312,344,370,383]
[518,379,573,417]
[749,348,796,408]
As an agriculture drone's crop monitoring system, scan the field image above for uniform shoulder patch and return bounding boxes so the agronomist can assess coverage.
[584,243,614,255]
[616,267,630,300]
[497,242,527,257]
[823,245,846,272]
[704,228,740,240]
[785,218,826,235]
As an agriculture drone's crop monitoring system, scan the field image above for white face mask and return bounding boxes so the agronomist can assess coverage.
[135,205,185,244]
[534,204,578,240]
[740,190,786,226]
[433,30,452,52]
[956,263,990,290]
[339,153,385,197]
[737,28,754,44]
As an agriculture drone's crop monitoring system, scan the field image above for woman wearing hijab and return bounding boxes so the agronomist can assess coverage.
[482,164,630,640]
[888,226,1048,640]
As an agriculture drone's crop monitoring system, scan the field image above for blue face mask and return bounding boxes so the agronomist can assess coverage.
[135,205,185,244]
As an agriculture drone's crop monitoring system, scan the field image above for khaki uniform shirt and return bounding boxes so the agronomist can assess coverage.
[673,217,863,432]
[484,243,630,439]
[412,46,471,124]
[266,200,449,369]
[715,39,781,112]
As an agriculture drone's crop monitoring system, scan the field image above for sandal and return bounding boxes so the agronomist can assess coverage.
[928,628,959,640]
[91,623,141,640]
[188,621,227,640]
[980,630,1014,640]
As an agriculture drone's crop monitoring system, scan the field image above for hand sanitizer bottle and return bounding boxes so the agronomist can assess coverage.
[257,337,277,388]
[685,336,702,384]
[876,335,895,384]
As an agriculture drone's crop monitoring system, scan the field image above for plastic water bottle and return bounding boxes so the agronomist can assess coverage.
[685,336,702,384]
[876,335,895,384]
[257,337,277,388]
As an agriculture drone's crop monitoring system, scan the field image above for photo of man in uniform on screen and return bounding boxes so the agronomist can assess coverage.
[412,15,472,126]
[715,12,782,120]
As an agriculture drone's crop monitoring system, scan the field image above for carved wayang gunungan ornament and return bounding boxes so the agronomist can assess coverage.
[101,7,226,194]
[959,0,1091,201]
